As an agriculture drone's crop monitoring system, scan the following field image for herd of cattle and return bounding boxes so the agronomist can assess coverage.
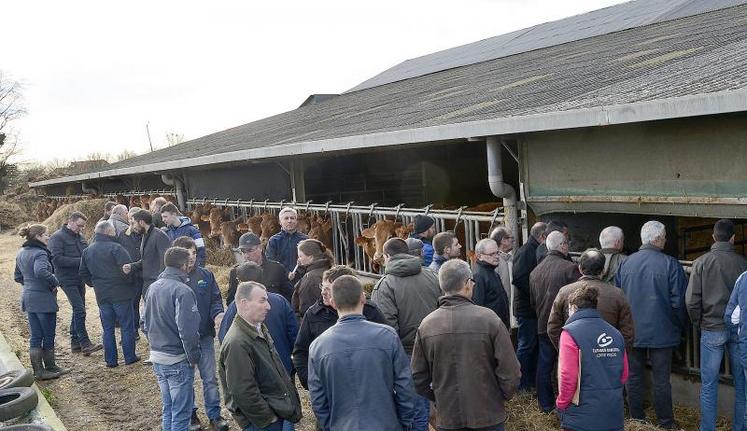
[35,194,501,271]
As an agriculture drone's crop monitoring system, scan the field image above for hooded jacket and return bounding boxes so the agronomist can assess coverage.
[291,259,331,319]
[142,267,201,365]
[14,239,60,313]
[411,294,520,429]
[79,233,135,305]
[164,216,206,267]
[370,253,441,354]
[48,225,87,286]
[473,260,510,328]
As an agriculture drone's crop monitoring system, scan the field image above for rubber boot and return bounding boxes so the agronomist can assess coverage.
[30,348,60,380]
[42,348,69,375]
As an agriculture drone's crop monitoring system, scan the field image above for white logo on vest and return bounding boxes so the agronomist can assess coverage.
[597,333,613,348]
[593,333,620,358]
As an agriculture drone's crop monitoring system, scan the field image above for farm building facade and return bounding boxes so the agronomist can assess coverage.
[29,0,747,412]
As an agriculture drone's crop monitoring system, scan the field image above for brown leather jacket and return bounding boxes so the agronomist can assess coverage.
[291,259,331,318]
[411,295,520,429]
[530,251,581,335]
[547,276,634,351]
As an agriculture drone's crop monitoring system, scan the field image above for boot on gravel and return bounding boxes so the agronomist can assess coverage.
[42,348,69,375]
[30,348,60,381]
[70,341,82,353]
[209,416,229,431]
[81,343,103,356]
[189,410,203,431]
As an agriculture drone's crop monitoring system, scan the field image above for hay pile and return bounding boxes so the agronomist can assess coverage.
[503,392,729,430]
[206,264,233,299]
[0,200,28,230]
[42,198,107,240]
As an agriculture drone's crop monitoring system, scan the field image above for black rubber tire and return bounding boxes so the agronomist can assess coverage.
[0,369,35,389]
[0,387,39,421]
[1,424,52,430]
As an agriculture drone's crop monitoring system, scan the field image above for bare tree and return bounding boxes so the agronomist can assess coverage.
[114,149,138,161]
[165,132,185,147]
[0,72,25,191]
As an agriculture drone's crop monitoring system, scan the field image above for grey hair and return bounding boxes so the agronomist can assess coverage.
[128,206,142,217]
[95,220,115,235]
[599,226,624,249]
[278,207,297,219]
[546,231,566,252]
[112,204,128,217]
[475,238,497,255]
[641,221,666,245]
[235,281,267,302]
[438,259,472,295]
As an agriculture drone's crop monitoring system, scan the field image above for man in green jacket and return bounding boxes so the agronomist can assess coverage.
[218,281,302,431]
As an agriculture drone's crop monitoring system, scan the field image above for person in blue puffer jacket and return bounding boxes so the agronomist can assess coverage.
[160,202,206,267]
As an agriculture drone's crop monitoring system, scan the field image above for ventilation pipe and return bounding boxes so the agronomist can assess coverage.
[486,136,519,251]
[161,174,186,211]
[81,181,99,196]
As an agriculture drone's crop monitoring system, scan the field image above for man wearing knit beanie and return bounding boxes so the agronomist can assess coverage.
[411,215,436,267]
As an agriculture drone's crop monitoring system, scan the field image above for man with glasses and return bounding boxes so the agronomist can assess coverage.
[529,231,581,413]
[49,211,103,355]
[473,238,510,327]
[226,233,294,305]
[490,227,515,319]
[411,259,521,431]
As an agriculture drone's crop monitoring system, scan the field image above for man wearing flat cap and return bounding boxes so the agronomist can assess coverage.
[226,233,294,305]
[411,215,436,267]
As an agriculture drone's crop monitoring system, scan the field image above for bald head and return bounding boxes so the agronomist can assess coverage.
[578,249,606,276]
[530,222,547,241]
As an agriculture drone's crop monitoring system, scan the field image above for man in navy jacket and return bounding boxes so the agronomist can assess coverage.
[617,220,687,429]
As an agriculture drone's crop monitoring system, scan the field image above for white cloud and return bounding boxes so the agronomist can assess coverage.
[4,0,626,163]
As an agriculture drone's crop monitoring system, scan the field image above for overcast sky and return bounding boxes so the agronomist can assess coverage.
[4,0,625,164]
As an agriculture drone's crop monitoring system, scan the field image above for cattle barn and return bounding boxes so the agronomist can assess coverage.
[30,0,747,414]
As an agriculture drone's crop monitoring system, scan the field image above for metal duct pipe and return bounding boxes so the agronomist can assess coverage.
[81,181,99,196]
[160,174,186,211]
[486,136,519,251]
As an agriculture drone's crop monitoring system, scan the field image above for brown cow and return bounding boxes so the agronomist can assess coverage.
[308,215,333,250]
[190,204,212,239]
[259,212,281,242]
[356,219,412,272]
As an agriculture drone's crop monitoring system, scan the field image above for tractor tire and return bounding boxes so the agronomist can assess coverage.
[0,369,35,389]
[0,387,39,421]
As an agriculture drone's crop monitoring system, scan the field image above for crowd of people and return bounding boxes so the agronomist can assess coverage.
[12,200,747,431]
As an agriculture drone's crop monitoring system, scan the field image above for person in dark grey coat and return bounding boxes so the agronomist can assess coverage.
[617,220,687,429]
[48,211,102,354]
[472,238,509,328]
[686,219,747,431]
[80,221,139,368]
[123,209,170,295]
[117,207,144,338]
[14,224,64,380]
[108,204,130,237]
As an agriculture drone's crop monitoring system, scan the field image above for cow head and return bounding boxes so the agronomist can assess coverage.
[207,207,224,239]
[259,212,281,242]
[220,220,241,249]
[309,216,333,250]
[359,219,411,269]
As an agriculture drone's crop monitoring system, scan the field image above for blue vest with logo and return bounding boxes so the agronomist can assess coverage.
[561,308,625,431]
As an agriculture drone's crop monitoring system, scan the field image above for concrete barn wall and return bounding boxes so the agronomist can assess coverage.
[522,113,747,218]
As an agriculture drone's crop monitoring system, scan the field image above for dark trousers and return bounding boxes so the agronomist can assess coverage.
[99,300,137,366]
[536,334,557,412]
[628,347,673,428]
[516,316,538,391]
[28,312,56,349]
[132,282,143,334]
[437,424,504,431]
[60,283,91,347]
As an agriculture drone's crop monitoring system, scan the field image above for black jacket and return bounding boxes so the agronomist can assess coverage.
[117,228,143,289]
[512,235,540,318]
[473,260,510,328]
[226,257,294,305]
[48,226,88,286]
[79,234,135,305]
[292,300,386,389]
[530,251,581,335]
[130,225,171,289]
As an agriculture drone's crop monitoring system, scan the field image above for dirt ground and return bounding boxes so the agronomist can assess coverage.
[0,231,732,431]
[0,232,316,431]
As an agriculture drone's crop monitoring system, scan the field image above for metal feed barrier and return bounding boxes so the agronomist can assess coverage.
[186,197,504,279]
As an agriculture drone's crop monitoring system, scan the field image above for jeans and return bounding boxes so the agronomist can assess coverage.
[99,300,137,366]
[700,329,744,431]
[437,424,504,431]
[154,361,195,431]
[516,316,538,391]
[243,421,284,431]
[60,283,91,347]
[536,334,557,412]
[407,354,431,431]
[28,312,56,349]
[628,347,673,428]
[193,336,222,420]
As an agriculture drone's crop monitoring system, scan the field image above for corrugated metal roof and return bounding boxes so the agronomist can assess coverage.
[347,0,747,92]
[32,4,747,186]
